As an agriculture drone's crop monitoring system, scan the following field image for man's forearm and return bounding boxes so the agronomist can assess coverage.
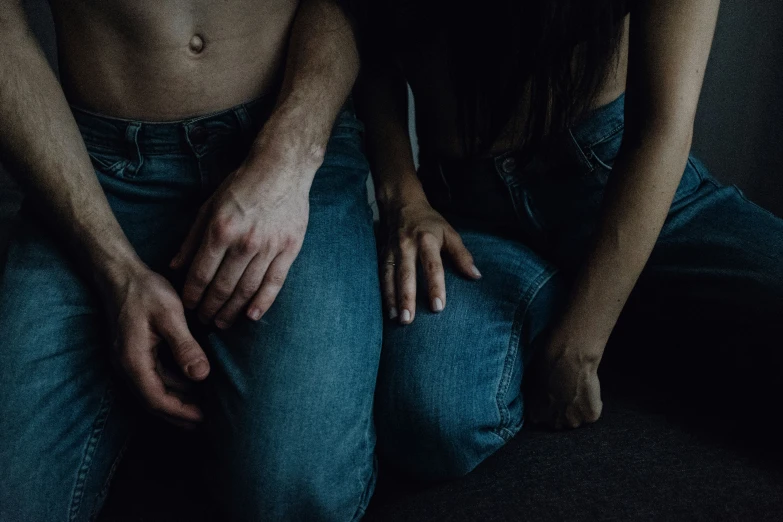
[0,13,142,290]
[249,0,360,179]
[559,126,694,355]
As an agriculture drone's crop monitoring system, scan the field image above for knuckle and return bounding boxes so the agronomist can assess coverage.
[281,234,300,251]
[266,271,286,287]
[398,236,415,251]
[209,217,235,243]
[397,267,415,282]
[189,272,211,289]
[236,234,262,255]
[424,259,442,274]
[210,285,233,302]
[236,283,258,301]
[416,230,437,245]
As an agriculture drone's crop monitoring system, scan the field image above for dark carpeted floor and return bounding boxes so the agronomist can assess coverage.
[94,393,783,522]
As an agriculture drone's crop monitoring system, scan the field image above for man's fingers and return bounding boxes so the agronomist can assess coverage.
[197,248,255,325]
[381,251,398,320]
[214,253,273,327]
[396,243,417,325]
[155,357,195,394]
[444,229,481,279]
[156,311,210,381]
[246,250,297,321]
[182,236,227,310]
[418,234,446,313]
[120,335,204,423]
[171,205,210,270]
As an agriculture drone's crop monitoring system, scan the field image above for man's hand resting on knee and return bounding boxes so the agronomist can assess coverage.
[168,0,361,330]
[170,140,314,330]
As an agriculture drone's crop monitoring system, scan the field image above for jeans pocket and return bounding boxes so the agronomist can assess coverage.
[87,148,133,177]
[584,123,625,175]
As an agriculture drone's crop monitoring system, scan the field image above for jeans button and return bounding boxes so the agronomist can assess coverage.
[501,156,516,173]
[189,125,208,145]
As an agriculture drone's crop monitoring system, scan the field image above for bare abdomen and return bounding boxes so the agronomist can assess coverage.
[51,0,298,121]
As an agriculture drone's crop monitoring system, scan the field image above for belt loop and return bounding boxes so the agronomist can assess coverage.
[124,122,143,176]
[234,105,253,134]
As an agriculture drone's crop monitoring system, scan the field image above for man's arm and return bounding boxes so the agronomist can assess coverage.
[172,0,361,327]
[537,0,720,429]
[0,1,209,426]
[0,2,139,286]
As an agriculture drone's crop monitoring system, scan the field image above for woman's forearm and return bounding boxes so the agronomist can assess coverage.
[355,57,426,210]
[558,124,694,356]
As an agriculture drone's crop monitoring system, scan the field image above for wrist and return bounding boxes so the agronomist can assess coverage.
[376,172,429,212]
[252,100,329,173]
[549,314,609,364]
[91,245,147,300]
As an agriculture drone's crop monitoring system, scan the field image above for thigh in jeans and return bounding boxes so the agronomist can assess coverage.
[0,129,207,521]
[200,112,384,522]
[631,158,783,405]
[0,216,133,522]
[375,226,564,481]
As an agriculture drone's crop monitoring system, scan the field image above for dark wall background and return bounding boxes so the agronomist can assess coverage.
[1,1,782,218]
[691,1,783,216]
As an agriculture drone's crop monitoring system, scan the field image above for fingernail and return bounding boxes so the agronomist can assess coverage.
[248,308,262,321]
[432,297,443,312]
[215,319,229,330]
[170,255,181,268]
[389,307,398,320]
[471,265,482,278]
[187,359,209,380]
[400,309,411,324]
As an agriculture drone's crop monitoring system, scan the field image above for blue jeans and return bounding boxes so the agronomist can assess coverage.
[0,99,382,521]
[375,93,783,480]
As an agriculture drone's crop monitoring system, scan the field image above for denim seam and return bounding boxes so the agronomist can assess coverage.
[68,387,114,522]
[493,265,557,442]
[122,123,143,179]
[731,184,782,222]
[87,430,132,522]
[584,122,625,149]
[567,128,595,174]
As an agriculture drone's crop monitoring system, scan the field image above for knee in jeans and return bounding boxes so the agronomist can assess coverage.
[376,385,505,482]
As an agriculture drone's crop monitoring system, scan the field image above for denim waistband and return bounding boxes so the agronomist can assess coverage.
[429,93,626,178]
[71,95,276,156]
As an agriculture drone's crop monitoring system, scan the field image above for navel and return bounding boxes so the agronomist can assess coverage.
[189,34,205,54]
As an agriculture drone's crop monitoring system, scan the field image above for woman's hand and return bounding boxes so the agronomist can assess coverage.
[529,326,604,430]
[381,198,481,324]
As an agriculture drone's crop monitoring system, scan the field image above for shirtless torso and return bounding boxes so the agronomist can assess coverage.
[50,0,298,120]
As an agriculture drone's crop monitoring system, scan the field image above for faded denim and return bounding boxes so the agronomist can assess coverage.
[0,98,382,521]
[375,94,783,480]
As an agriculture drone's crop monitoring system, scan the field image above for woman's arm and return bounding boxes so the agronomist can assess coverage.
[355,49,479,324]
[537,0,720,429]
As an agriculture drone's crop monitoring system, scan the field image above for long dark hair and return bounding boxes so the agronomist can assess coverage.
[358,0,629,156]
